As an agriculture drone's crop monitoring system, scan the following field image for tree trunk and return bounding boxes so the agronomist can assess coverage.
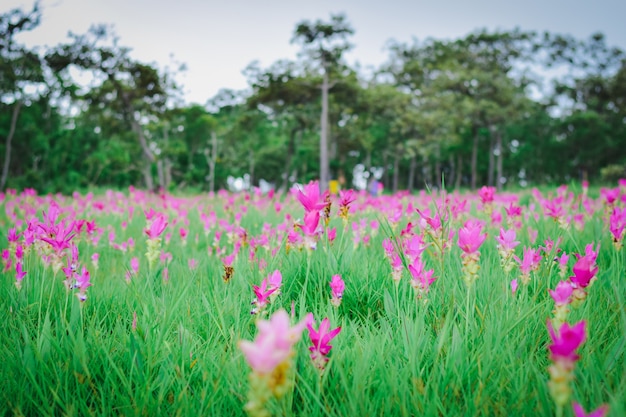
[435,144,442,189]
[496,130,503,191]
[408,155,416,192]
[248,149,255,189]
[209,131,217,193]
[455,154,463,189]
[141,164,154,191]
[319,67,330,192]
[382,152,389,189]
[1,100,23,190]
[392,152,400,193]
[282,128,297,192]
[487,132,495,187]
[471,129,479,189]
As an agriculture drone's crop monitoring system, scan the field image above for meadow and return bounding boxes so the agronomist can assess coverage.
[0,182,624,417]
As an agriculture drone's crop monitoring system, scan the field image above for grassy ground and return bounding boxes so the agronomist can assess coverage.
[0,187,624,416]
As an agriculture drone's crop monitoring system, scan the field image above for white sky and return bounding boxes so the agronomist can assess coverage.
[5,0,626,105]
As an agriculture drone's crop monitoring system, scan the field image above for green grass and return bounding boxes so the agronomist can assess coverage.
[0,190,624,416]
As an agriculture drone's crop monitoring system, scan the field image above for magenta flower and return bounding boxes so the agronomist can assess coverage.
[15,261,27,288]
[609,206,626,245]
[296,181,326,213]
[239,309,310,375]
[39,220,76,254]
[306,317,341,370]
[405,234,427,262]
[600,187,620,205]
[327,227,336,243]
[408,258,436,293]
[547,320,586,362]
[478,186,495,204]
[251,278,279,315]
[7,228,21,244]
[338,189,356,207]
[572,402,609,417]
[330,274,345,306]
[549,281,573,306]
[145,214,168,239]
[495,228,520,250]
[457,219,487,255]
[570,254,598,289]
[510,279,518,294]
[514,247,541,276]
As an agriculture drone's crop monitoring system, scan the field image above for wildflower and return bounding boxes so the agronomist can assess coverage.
[251,270,282,315]
[222,253,236,282]
[239,310,310,417]
[457,219,487,287]
[510,279,518,294]
[91,253,99,271]
[514,247,541,285]
[549,281,573,329]
[547,320,586,411]
[609,206,626,250]
[572,402,609,417]
[75,267,91,302]
[408,258,436,300]
[495,228,519,273]
[338,189,356,224]
[479,186,496,215]
[327,227,336,245]
[179,227,188,246]
[569,244,599,307]
[15,261,27,290]
[306,317,341,371]
[329,274,345,307]
[145,213,168,270]
[297,210,321,251]
[557,252,569,279]
[295,181,326,213]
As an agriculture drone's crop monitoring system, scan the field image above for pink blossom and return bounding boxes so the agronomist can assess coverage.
[130,257,139,274]
[338,189,356,207]
[572,403,609,417]
[251,278,279,314]
[457,219,487,254]
[296,181,326,213]
[306,317,341,369]
[609,206,626,242]
[145,214,168,239]
[510,279,518,294]
[514,247,541,276]
[267,270,282,291]
[600,187,620,205]
[327,227,336,243]
[495,228,519,251]
[329,274,345,299]
[478,186,495,204]
[547,320,586,362]
[408,259,436,292]
[239,310,310,374]
[549,281,573,306]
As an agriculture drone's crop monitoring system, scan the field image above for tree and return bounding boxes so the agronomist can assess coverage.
[46,25,176,191]
[0,2,43,190]
[291,13,354,192]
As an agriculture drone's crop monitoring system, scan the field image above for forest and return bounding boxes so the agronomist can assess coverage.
[1,4,625,194]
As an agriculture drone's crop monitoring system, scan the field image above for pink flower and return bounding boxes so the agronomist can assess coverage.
[39,220,76,254]
[495,228,519,251]
[306,317,341,370]
[188,259,198,270]
[251,278,279,314]
[478,186,495,204]
[145,214,168,239]
[572,402,609,417]
[510,279,518,294]
[457,219,487,255]
[239,309,310,374]
[296,181,326,213]
[330,274,345,299]
[405,234,427,261]
[549,281,573,306]
[609,206,626,242]
[547,320,586,362]
[339,189,356,207]
[15,261,27,283]
[130,257,139,274]
[600,187,620,205]
[327,227,336,243]
[408,259,436,293]
[570,253,598,289]
[514,247,541,276]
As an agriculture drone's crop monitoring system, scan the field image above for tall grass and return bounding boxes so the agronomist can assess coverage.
[0,187,624,416]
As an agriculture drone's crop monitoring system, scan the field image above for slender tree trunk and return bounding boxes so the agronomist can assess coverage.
[248,149,255,189]
[382,152,389,189]
[392,152,400,193]
[455,154,463,189]
[282,128,297,192]
[141,165,153,191]
[435,144,442,189]
[408,155,416,191]
[487,132,495,187]
[496,131,503,191]
[471,129,479,189]
[1,100,23,190]
[448,155,455,189]
[319,67,330,192]
[162,124,172,189]
[209,131,217,193]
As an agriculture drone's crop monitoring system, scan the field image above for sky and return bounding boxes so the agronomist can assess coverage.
[5,0,626,105]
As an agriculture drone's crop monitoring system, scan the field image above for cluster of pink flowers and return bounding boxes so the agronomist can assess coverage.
[457,219,487,287]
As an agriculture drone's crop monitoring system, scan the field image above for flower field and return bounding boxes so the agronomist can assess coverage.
[1,182,625,416]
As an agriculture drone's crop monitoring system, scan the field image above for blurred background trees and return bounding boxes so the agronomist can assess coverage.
[1,4,625,194]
